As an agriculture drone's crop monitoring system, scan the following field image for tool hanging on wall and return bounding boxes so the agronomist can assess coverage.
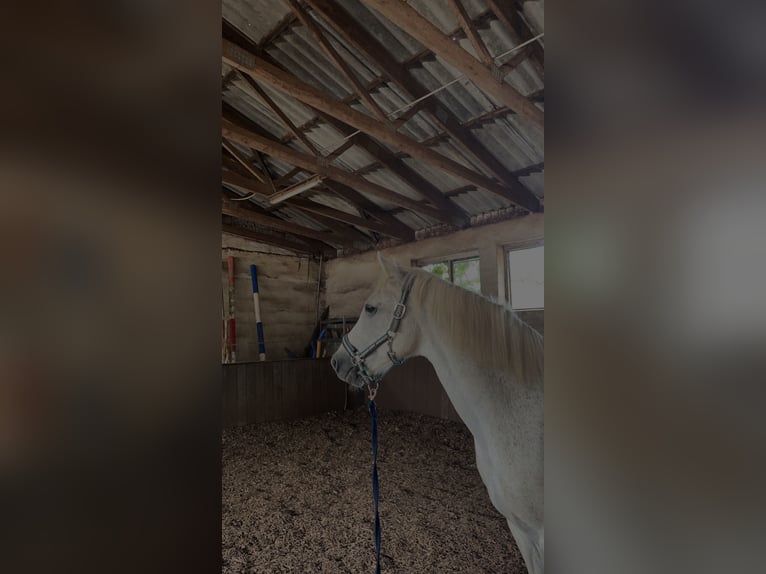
[250,264,267,361]
[227,256,237,363]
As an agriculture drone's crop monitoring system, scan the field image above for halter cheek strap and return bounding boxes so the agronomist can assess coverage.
[342,273,416,393]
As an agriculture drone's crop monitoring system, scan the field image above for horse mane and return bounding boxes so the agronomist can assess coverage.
[407,268,544,385]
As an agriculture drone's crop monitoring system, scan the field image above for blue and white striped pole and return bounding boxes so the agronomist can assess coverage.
[250,264,266,361]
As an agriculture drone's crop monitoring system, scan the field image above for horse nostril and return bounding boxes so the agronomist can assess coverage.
[331,356,338,371]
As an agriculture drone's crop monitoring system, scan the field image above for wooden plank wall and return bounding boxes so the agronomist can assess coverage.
[222,358,346,427]
[373,357,462,422]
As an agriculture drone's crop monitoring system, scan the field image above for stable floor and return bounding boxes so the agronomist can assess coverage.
[222,407,525,573]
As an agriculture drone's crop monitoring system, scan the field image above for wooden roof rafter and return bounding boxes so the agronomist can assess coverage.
[357,0,543,126]
[236,71,319,155]
[222,195,353,248]
[447,0,494,67]
[307,108,469,226]
[285,0,389,124]
[300,0,539,207]
[222,138,267,183]
[222,39,540,212]
[223,169,414,242]
[222,117,457,224]
[322,181,418,240]
[486,0,544,80]
[222,221,326,256]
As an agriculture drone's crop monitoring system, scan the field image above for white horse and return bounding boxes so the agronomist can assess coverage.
[331,254,544,574]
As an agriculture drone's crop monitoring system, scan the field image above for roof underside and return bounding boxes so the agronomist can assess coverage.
[222,0,544,258]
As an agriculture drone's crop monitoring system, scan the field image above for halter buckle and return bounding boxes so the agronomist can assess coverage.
[387,350,402,365]
[392,302,406,319]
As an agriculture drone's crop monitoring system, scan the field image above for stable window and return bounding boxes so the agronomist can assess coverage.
[506,244,544,309]
[417,254,481,293]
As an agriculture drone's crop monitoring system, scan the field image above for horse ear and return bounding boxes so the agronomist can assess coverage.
[377,252,401,280]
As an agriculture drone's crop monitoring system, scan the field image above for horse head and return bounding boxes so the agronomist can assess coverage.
[331,253,421,390]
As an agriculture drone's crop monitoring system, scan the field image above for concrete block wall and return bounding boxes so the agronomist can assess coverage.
[323,213,545,330]
[222,214,543,364]
[222,235,321,362]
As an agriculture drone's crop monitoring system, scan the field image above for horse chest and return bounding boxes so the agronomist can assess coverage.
[473,431,539,523]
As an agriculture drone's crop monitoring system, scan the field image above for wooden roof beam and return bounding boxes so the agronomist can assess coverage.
[447,0,493,66]
[222,198,352,247]
[301,0,540,208]
[222,222,325,256]
[286,0,389,123]
[237,71,319,155]
[486,0,544,80]
[256,12,299,50]
[224,171,408,240]
[222,118,457,224]
[289,197,414,241]
[499,45,533,77]
[323,181,417,239]
[222,138,267,183]
[275,167,305,186]
[287,208,373,245]
[358,0,542,126]
[308,109,468,226]
[221,39,539,212]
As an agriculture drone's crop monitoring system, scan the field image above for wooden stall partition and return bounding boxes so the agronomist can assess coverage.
[375,357,462,423]
[222,358,346,427]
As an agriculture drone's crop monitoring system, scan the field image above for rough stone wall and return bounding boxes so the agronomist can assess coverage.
[222,235,321,361]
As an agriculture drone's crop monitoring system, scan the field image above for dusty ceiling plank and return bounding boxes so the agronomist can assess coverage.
[222,39,539,212]
[286,0,389,123]
[301,0,540,209]
[222,222,324,255]
[357,0,542,126]
[447,0,494,66]
[222,198,352,247]
[222,117,457,225]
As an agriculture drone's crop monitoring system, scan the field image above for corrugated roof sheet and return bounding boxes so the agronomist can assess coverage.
[222,0,544,243]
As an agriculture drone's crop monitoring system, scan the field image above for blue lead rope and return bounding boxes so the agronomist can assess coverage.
[369,399,381,574]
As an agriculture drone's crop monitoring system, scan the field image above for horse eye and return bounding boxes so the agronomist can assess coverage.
[364,304,377,315]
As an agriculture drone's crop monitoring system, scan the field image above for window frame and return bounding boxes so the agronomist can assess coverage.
[504,240,544,310]
[414,250,480,289]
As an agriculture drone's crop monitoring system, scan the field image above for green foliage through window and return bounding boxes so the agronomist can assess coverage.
[419,256,481,293]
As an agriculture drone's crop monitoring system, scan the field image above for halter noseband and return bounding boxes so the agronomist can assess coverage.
[342,273,416,395]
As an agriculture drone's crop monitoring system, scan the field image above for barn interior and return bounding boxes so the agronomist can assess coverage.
[221,1,543,571]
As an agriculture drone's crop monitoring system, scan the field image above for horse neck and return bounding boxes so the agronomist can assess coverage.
[412,305,509,435]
